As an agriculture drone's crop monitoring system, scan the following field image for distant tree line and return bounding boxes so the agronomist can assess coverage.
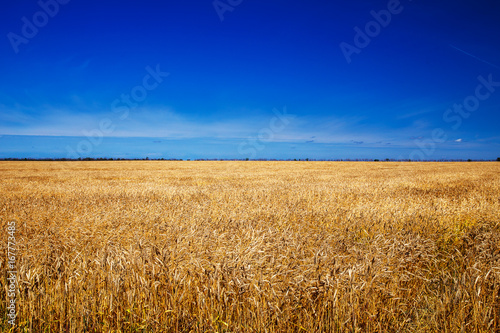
[1,157,499,162]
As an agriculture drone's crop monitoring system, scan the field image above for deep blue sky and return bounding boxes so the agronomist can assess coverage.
[1,0,499,160]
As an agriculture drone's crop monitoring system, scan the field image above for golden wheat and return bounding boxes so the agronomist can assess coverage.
[1,161,499,332]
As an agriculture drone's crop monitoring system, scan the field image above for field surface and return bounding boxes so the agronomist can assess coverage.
[1,161,499,332]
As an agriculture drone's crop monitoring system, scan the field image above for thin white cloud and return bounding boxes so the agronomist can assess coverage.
[455,138,462,142]
[0,104,449,148]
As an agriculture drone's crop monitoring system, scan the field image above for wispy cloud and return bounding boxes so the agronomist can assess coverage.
[0,103,495,156]
[73,59,92,72]
[450,45,500,70]
[0,104,389,144]
[397,107,440,120]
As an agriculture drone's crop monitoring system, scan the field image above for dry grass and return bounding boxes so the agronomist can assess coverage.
[1,161,499,332]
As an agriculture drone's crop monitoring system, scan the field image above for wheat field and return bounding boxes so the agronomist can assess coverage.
[0,161,499,332]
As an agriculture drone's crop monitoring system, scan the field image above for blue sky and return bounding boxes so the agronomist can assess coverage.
[1,0,500,160]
